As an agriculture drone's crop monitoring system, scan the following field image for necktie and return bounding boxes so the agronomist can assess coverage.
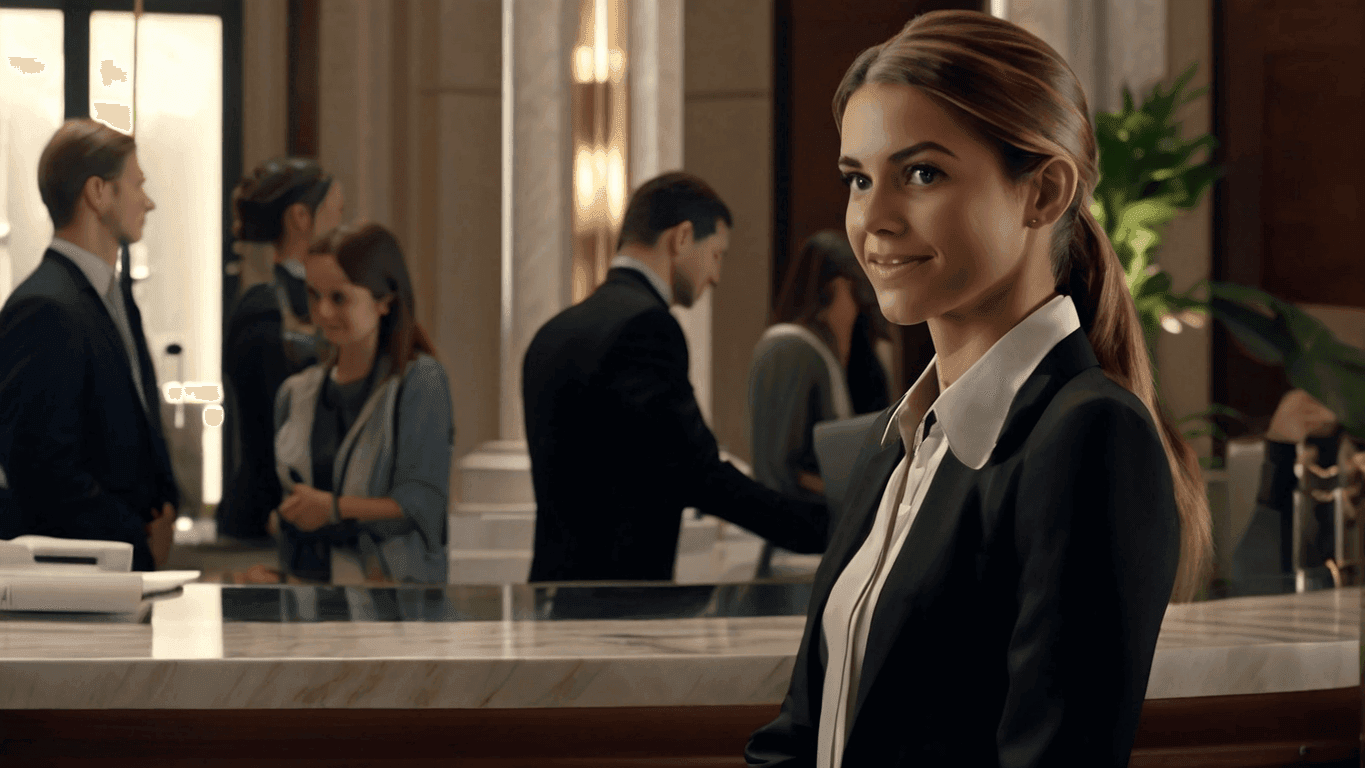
[105,280,150,417]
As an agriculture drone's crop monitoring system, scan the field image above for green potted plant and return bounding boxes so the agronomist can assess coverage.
[1091,63,1235,459]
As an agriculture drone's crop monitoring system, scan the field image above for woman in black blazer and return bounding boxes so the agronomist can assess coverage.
[746,10,1212,768]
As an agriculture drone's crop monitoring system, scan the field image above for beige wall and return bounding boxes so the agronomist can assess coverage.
[241,0,287,173]
[1156,0,1213,458]
[684,0,773,464]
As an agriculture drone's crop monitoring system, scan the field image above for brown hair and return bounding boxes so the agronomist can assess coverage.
[232,157,333,244]
[833,10,1211,601]
[774,229,882,331]
[37,119,137,230]
[309,222,435,368]
[616,171,733,251]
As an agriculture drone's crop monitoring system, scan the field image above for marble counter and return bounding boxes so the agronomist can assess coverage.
[0,583,1357,709]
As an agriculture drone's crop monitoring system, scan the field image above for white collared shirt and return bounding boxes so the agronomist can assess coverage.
[48,238,150,416]
[816,294,1081,768]
[610,253,673,305]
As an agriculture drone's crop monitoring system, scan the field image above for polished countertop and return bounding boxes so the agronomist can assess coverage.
[0,582,1357,709]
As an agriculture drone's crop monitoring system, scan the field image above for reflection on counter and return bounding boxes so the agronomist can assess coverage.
[217,580,816,623]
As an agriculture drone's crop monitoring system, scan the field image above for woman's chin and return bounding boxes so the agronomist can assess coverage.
[876,296,932,327]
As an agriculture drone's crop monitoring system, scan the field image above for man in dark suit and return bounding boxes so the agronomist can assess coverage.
[0,119,179,571]
[522,172,829,582]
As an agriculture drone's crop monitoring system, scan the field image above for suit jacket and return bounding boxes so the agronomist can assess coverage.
[522,267,830,582]
[0,250,179,570]
[219,264,317,540]
[744,329,1181,767]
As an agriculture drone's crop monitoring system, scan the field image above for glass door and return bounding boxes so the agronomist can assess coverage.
[0,0,241,518]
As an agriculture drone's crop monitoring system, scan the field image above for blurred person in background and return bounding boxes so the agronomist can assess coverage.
[522,172,830,584]
[272,223,452,584]
[219,158,343,543]
[0,119,178,570]
[748,229,889,576]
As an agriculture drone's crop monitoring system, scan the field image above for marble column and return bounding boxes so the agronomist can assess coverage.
[1001,0,1166,117]
[448,0,575,583]
[629,0,711,422]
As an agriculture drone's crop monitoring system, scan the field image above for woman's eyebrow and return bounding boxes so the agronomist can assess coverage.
[838,140,958,168]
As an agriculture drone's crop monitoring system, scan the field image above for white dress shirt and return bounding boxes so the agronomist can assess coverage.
[48,237,150,416]
[816,294,1081,768]
[610,253,673,305]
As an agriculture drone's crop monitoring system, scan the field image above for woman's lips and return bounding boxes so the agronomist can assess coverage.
[866,255,931,280]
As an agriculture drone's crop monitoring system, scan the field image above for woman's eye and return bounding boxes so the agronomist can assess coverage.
[331,293,346,305]
[840,172,871,192]
[906,165,943,186]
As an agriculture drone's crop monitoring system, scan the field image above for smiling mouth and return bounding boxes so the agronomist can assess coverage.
[866,255,932,277]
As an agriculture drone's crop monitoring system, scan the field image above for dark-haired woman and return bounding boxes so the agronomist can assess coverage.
[746,10,1211,767]
[272,223,452,584]
[219,158,344,543]
[748,230,889,576]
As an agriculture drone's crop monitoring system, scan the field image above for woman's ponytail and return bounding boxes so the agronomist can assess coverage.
[1068,205,1213,602]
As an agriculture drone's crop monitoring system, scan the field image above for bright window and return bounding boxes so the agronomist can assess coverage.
[0,8,64,307]
[90,11,224,505]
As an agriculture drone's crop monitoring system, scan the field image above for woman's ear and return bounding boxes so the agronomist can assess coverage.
[378,294,394,317]
[1026,156,1080,228]
[285,202,312,238]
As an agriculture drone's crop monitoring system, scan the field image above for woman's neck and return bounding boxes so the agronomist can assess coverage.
[928,281,1058,392]
[334,333,380,384]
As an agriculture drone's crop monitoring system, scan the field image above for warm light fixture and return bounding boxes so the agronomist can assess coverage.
[570,0,628,304]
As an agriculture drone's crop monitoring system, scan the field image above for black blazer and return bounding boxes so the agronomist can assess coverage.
[522,267,829,582]
[218,265,316,540]
[0,250,179,570]
[745,329,1181,767]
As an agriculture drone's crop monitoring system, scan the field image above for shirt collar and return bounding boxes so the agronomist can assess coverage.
[610,254,673,305]
[50,237,117,296]
[879,294,1082,469]
[279,258,307,280]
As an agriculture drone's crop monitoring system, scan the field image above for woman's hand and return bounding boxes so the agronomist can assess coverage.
[279,483,333,532]
[1266,389,1337,444]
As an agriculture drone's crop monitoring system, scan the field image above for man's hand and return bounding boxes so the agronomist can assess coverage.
[145,502,175,568]
[1266,389,1338,444]
[279,484,333,532]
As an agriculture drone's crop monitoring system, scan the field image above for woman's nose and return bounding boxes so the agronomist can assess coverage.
[860,184,905,238]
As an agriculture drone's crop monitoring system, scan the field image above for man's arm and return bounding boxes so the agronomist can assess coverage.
[609,310,829,553]
[0,299,154,570]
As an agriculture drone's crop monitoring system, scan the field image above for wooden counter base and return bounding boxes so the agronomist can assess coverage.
[1,687,1357,767]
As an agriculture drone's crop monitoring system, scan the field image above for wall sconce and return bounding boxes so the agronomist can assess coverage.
[570,0,628,304]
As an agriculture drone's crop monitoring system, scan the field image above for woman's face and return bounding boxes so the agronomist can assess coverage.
[305,252,390,350]
[838,83,1039,327]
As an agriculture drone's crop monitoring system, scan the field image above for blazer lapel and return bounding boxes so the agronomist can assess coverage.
[801,407,904,713]
[846,327,1101,724]
[849,452,978,723]
[46,252,146,412]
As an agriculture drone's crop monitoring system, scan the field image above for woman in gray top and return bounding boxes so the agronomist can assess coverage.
[748,231,888,575]
[273,223,453,584]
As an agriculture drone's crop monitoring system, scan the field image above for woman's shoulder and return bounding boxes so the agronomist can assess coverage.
[279,364,327,396]
[400,354,452,395]
[1037,367,1159,443]
[753,324,828,365]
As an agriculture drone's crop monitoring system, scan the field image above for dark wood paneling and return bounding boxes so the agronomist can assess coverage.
[286,0,320,159]
[773,0,985,390]
[2,688,1357,766]
[1213,0,1365,438]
